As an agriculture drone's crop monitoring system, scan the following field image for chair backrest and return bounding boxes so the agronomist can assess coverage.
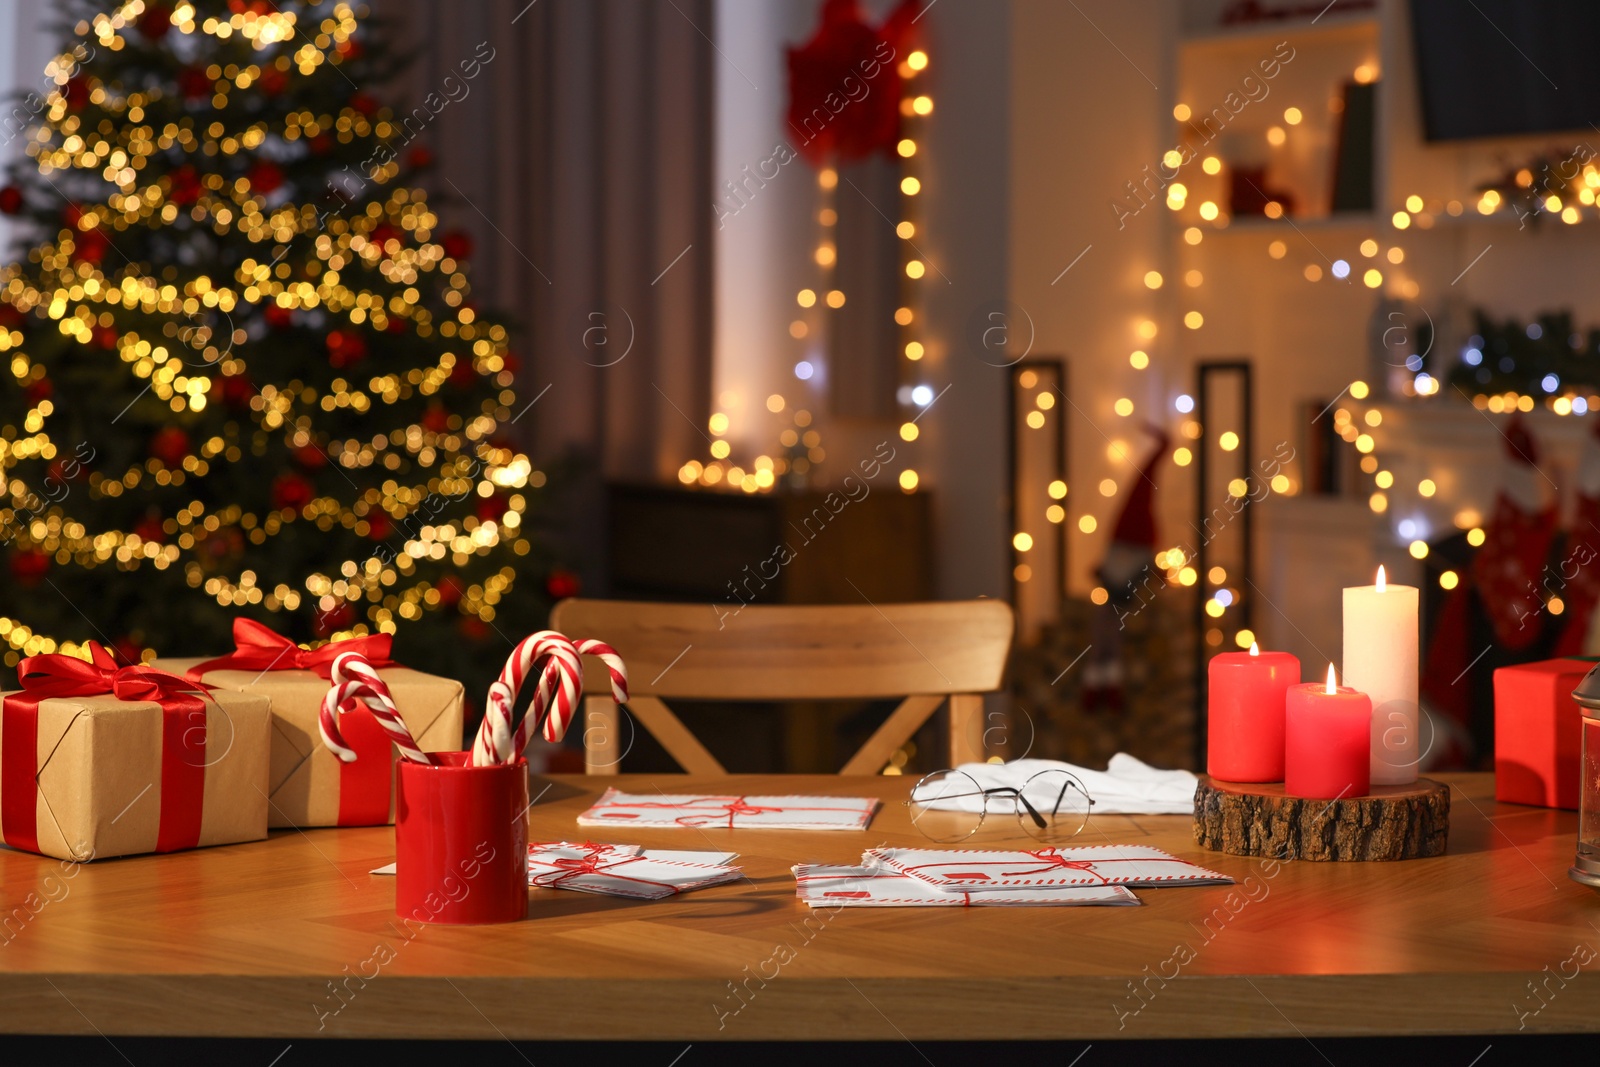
[550,598,1013,775]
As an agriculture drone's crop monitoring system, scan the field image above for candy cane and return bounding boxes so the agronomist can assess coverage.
[471,631,581,765]
[511,637,629,753]
[319,652,435,765]
[575,638,628,704]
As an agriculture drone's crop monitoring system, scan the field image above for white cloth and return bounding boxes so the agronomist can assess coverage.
[910,754,1198,816]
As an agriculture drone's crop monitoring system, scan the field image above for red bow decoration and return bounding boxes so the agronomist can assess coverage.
[185,618,393,682]
[1000,848,1107,882]
[3,642,213,855]
[785,0,922,167]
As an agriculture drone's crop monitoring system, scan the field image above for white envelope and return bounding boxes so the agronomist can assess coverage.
[794,864,1140,907]
[528,853,743,900]
[577,788,878,830]
[865,845,1234,891]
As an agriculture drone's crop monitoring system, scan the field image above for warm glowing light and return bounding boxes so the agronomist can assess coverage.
[1354,63,1376,84]
[1138,319,1158,340]
[815,243,837,267]
[1185,226,1203,245]
[1089,586,1109,605]
[709,412,730,435]
[895,306,914,325]
[1376,565,1387,592]
[896,221,915,239]
[1099,478,1118,497]
[1174,447,1193,466]
[1174,103,1191,121]
[1270,474,1291,493]
[1370,492,1388,513]
[1325,663,1338,695]
[1218,431,1239,451]
[826,289,846,308]
[1266,126,1286,146]
[1206,599,1225,618]
[1268,240,1287,259]
[911,95,933,115]
[1185,311,1204,329]
[905,341,924,360]
[900,470,919,492]
[1186,269,1204,287]
[1467,527,1486,547]
[1144,270,1163,289]
[905,261,926,279]
[1241,633,1259,650]
[1387,246,1404,264]
[1550,596,1566,615]
[1114,398,1134,416]
[1203,155,1222,174]
[1419,478,1436,497]
[1048,480,1068,500]
[1375,470,1393,488]
[1199,201,1219,221]
[908,50,928,70]
[1026,411,1046,429]
[900,422,919,441]
[1350,380,1370,399]
[1409,540,1429,560]
[797,289,816,308]
[1046,504,1065,523]
[1363,268,1383,288]
[1228,478,1249,498]
[1440,570,1459,590]
[901,176,922,196]
[1360,239,1379,257]
[1078,515,1097,533]
[819,168,838,190]
[1129,350,1149,369]
[897,138,917,158]
[1163,149,1184,169]
[1305,264,1323,281]
[1284,107,1303,125]
[1036,393,1055,410]
[710,439,731,459]
[1355,434,1374,453]
[1392,211,1411,229]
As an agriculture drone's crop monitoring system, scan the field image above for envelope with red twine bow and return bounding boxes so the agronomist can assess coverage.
[154,619,462,828]
[526,842,743,900]
[863,845,1233,891]
[0,642,271,861]
[576,788,879,830]
[793,864,1141,907]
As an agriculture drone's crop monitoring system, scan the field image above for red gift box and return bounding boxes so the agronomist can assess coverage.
[1493,658,1590,810]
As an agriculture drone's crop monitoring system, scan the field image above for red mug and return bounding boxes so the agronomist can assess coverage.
[394,751,529,924]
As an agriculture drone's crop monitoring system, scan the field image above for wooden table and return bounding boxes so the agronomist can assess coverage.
[2,773,1598,1041]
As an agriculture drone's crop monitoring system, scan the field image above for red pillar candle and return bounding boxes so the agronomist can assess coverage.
[1285,664,1373,800]
[1207,642,1301,782]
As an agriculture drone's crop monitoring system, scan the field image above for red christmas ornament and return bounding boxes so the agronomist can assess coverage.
[263,303,293,330]
[10,549,49,587]
[385,315,407,334]
[111,637,145,666]
[93,325,118,350]
[47,455,87,483]
[326,329,367,368]
[421,404,451,434]
[137,2,172,39]
[476,494,509,523]
[259,67,288,96]
[313,601,355,638]
[25,378,52,403]
[179,67,213,100]
[370,223,400,251]
[366,510,392,540]
[61,203,85,229]
[149,426,190,467]
[0,186,22,215]
[449,359,477,388]
[545,568,581,601]
[62,76,91,111]
[248,160,284,195]
[407,145,433,169]
[220,373,255,409]
[349,92,378,116]
[133,514,167,544]
[309,134,334,156]
[440,231,473,260]
[336,37,364,62]
[436,575,464,608]
[500,351,521,376]
[293,445,327,470]
[457,616,490,641]
[168,164,201,206]
[272,471,315,511]
[0,305,23,331]
[72,229,108,265]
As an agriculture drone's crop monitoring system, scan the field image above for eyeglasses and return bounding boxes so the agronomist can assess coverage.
[906,768,1094,845]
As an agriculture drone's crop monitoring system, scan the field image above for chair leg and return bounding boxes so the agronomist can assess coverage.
[948,693,984,767]
[583,695,621,774]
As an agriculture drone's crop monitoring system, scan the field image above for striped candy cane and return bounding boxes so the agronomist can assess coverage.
[471,631,582,765]
[319,652,435,765]
[510,637,630,755]
[575,639,628,705]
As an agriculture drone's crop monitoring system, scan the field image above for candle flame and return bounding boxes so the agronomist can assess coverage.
[1249,642,1260,656]
[1325,663,1338,695]
[1376,564,1387,592]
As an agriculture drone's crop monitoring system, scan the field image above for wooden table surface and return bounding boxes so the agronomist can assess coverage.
[2,772,1598,1041]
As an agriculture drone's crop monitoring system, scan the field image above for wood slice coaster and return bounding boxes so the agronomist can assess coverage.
[1193,776,1450,861]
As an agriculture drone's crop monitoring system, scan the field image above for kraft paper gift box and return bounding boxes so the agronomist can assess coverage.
[1493,658,1589,810]
[153,650,463,829]
[0,649,271,862]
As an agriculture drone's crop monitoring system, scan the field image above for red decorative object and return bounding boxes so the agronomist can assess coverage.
[92,325,118,350]
[545,568,581,601]
[449,359,477,388]
[458,616,490,641]
[421,404,451,434]
[309,134,333,156]
[436,575,464,608]
[385,315,407,334]
[248,160,284,195]
[0,186,22,215]
[61,203,84,229]
[785,0,913,167]
[258,66,287,96]
[326,329,367,367]
[366,510,392,540]
[293,444,327,470]
[179,66,213,100]
[168,164,201,206]
[1228,166,1297,218]
[476,494,509,523]
[137,2,172,39]
[219,373,255,409]
[72,228,108,265]
[349,92,379,116]
[336,38,364,62]
[263,303,293,330]
[25,378,52,404]
[272,471,315,511]
[62,76,91,111]
[1493,659,1588,810]
[10,549,49,587]
[149,426,191,467]
[408,145,434,169]
[440,231,473,260]
[134,514,167,544]
[313,601,355,638]
[111,636,146,666]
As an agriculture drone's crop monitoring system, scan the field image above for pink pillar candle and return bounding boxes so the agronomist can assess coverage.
[1285,665,1373,800]
[1207,643,1301,782]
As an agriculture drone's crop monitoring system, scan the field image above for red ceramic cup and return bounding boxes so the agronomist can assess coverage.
[394,751,529,924]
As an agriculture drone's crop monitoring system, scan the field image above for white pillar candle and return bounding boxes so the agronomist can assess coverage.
[1343,565,1420,786]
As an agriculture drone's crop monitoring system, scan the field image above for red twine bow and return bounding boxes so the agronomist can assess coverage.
[999,848,1108,882]
[185,618,394,682]
[3,642,213,855]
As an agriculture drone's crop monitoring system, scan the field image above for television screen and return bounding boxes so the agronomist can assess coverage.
[1411,0,1600,141]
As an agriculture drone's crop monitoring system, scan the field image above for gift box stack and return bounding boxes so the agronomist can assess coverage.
[0,620,463,862]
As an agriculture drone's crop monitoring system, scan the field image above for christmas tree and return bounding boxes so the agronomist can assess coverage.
[0,0,560,700]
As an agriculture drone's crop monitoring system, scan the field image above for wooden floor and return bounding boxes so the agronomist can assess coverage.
[1,772,1598,1040]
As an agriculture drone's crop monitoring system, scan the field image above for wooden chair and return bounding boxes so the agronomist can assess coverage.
[549,598,1014,775]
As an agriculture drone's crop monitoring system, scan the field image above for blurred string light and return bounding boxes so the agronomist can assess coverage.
[0,7,544,662]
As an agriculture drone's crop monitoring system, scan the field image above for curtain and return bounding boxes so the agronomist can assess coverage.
[380,0,716,482]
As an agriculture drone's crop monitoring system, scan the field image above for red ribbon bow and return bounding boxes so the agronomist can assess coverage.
[3,642,214,855]
[999,848,1108,882]
[185,618,394,682]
